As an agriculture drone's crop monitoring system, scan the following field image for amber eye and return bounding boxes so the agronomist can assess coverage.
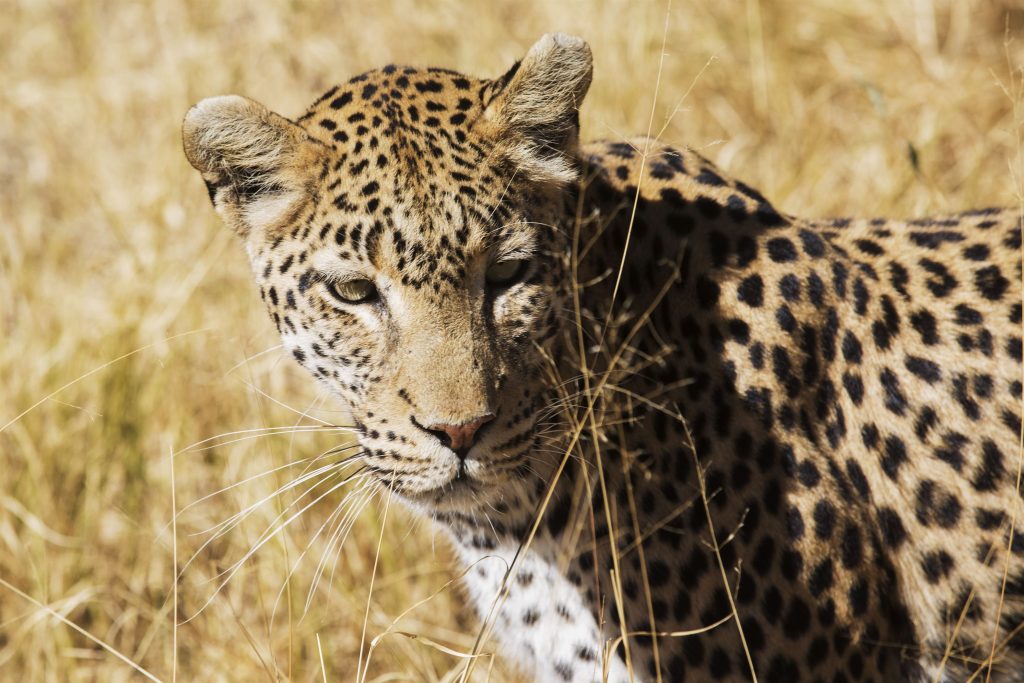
[326,278,378,304]
[485,259,529,287]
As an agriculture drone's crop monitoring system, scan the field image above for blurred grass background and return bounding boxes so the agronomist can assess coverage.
[1,0,1021,680]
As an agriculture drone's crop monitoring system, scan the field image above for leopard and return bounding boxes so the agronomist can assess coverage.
[182,33,1024,682]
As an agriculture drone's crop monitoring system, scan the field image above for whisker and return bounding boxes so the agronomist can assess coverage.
[178,442,363,515]
[183,467,370,623]
[178,459,367,584]
[179,425,355,455]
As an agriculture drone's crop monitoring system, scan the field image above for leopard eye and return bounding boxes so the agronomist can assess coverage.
[486,259,529,287]
[326,278,378,304]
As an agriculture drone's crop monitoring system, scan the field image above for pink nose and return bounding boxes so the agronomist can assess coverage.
[427,414,494,453]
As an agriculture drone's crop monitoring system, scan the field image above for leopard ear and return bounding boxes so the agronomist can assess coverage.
[485,33,593,184]
[182,95,323,238]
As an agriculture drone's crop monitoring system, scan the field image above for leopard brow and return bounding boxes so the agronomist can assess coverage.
[310,268,370,285]
[494,245,537,262]
[489,228,537,262]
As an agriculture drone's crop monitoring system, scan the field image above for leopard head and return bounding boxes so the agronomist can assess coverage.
[183,34,592,512]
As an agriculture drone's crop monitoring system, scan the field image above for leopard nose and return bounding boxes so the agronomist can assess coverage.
[426,414,494,457]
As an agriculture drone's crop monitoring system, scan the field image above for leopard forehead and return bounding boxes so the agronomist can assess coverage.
[263,66,566,296]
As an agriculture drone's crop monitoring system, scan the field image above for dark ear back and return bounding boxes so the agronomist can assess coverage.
[182,95,322,237]
[485,33,593,183]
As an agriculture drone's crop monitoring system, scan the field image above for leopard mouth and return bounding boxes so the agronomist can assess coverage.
[404,472,485,511]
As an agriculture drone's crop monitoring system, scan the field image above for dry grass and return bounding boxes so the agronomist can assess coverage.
[1,0,1022,681]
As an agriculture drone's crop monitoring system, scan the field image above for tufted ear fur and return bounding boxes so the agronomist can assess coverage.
[182,95,323,238]
[485,33,593,184]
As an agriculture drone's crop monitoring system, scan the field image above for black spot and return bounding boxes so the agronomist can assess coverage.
[708,647,732,678]
[780,549,803,581]
[808,558,834,596]
[707,231,730,267]
[832,261,848,299]
[861,423,879,450]
[881,435,907,480]
[848,279,868,317]
[963,243,990,261]
[779,274,801,302]
[934,431,967,472]
[972,439,1005,492]
[749,343,765,369]
[696,275,721,309]
[762,586,784,624]
[1009,336,1023,362]
[683,633,706,666]
[872,320,892,351]
[783,597,812,638]
[659,187,684,207]
[727,318,751,344]
[737,275,764,308]
[807,272,825,307]
[608,142,636,158]
[976,508,1006,531]
[855,238,884,255]
[848,579,869,615]
[910,231,964,248]
[952,373,981,420]
[736,235,758,266]
[904,356,941,383]
[813,499,836,540]
[757,205,787,227]
[842,332,862,363]
[880,369,907,416]
[975,265,1009,300]
[651,162,678,181]
[767,237,798,262]
[647,559,671,587]
[798,229,826,257]
[765,654,799,683]
[910,309,940,345]
[776,306,797,334]
[786,506,805,539]
[330,91,353,109]
[955,304,983,325]
[937,491,958,528]
[877,507,906,548]
[919,258,957,297]
[840,523,863,568]
[696,169,726,186]
[888,262,909,299]
[415,79,444,93]
[798,460,821,488]
[552,662,572,681]
[752,536,776,576]
[973,374,993,398]
[696,197,722,219]
[846,459,870,500]
[921,550,955,583]
[843,372,864,405]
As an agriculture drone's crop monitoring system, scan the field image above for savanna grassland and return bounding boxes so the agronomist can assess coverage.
[1,1,1022,681]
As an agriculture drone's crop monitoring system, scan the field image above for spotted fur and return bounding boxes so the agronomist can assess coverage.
[184,33,1024,682]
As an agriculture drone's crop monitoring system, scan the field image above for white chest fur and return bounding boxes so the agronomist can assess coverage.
[452,539,633,683]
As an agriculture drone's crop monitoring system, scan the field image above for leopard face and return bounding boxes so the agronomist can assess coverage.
[183,34,592,512]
